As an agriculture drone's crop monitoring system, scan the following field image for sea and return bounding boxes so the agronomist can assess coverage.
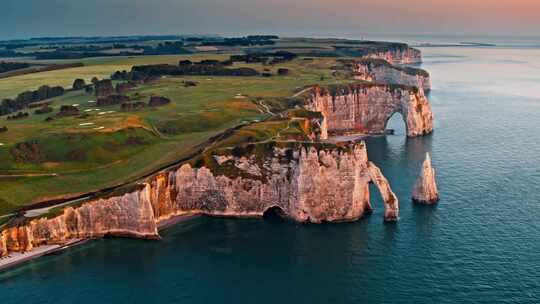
[1,36,540,303]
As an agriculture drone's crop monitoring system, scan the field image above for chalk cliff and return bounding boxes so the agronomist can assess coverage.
[0,231,5,256]
[363,46,422,65]
[1,190,159,253]
[0,142,399,256]
[306,84,434,137]
[352,59,431,92]
[412,153,440,204]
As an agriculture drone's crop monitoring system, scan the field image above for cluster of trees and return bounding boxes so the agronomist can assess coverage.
[30,41,190,60]
[120,96,170,112]
[0,35,274,61]
[97,94,129,107]
[183,80,198,87]
[0,61,31,74]
[72,78,87,90]
[111,70,129,81]
[201,36,278,47]
[48,45,112,52]
[148,96,171,107]
[115,82,137,94]
[10,140,44,163]
[278,68,290,76]
[34,105,53,115]
[130,60,259,78]
[1,85,64,116]
[140,41,190,55]
[7,112,29,120]
[229,51,297,64]
[94,79,114,97]
[246,35,279,40]
[57,105,79,116]
[33,51,129,60]
[120,101,146,112]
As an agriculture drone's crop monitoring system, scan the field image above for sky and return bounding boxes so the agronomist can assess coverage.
[1,0,539,40]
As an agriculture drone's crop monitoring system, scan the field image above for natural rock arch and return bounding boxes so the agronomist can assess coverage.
[306,84,434,137]
[367,162,399,221]
[384,110,407,135]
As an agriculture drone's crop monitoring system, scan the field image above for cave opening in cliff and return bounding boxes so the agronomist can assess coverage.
[263,206,286,221]
[385,112,407,136]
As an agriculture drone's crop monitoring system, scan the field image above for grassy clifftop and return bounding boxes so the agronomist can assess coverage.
[0,54,355,215]
[0,36,423,218]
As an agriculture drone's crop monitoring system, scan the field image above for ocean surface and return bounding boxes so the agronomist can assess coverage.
[2,39,540,303]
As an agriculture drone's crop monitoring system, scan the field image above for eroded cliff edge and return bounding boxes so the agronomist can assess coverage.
[306,84,434,137]
[361,45,422,65]
[0,142,399,256]
[351,59,431,92]
[0,41,435,260]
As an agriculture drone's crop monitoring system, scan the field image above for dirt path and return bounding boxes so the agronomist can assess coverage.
[24,196,90,218]
[292,87,313,98]
[0,173,58,178]
[11,90,314,221]
[255,100,275,116]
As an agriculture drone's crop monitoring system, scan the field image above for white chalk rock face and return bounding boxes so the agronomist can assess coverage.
[306,84,434,138]
[362,46,423,65]
[352,59,431,92]
[0,142,401,257]
[412,153,439,204]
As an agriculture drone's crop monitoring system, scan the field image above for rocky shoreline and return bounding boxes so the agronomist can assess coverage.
[0,142,400,257]
[0,239,87,272]
[0,43,435,271]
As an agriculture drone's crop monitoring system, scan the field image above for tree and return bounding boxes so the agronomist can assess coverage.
[278,68,290,76]
[73,79,86,90]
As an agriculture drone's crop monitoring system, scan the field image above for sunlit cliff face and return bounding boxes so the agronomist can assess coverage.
[1,0,539,39]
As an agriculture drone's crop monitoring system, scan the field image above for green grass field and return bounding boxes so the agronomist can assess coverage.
[0,53,356,216]
[0,54,234,99]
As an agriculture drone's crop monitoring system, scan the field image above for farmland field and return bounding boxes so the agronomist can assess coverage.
[0,49,355,216]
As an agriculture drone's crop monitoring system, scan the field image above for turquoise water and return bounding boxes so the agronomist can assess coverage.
[2,44,540,303]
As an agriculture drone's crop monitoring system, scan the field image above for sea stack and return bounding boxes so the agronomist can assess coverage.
[412,153,439,204]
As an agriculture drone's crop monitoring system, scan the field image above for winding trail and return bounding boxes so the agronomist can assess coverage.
[292,87,313,98]
[12,87,314,221]
[24,196,90,218]
[0,173,58,178]
[255,100,275,116]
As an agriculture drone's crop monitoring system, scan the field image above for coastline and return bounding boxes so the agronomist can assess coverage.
[157,214,202,230]
[0,239,87,273]
[0,214,202,274]
[0,38,426,274]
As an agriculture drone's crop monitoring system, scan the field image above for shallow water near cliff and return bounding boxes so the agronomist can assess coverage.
[2,42,540,303]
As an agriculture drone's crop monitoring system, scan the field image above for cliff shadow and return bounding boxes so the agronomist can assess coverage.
[263,206,287,222]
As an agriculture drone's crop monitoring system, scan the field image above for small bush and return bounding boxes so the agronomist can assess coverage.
[34,106,53,115]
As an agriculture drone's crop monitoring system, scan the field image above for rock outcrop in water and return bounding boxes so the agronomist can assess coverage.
[0,142,399,256]
[352,59,431,92]
[412,153,439,204]
[306,84,434,137]
[367,162,399,220]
